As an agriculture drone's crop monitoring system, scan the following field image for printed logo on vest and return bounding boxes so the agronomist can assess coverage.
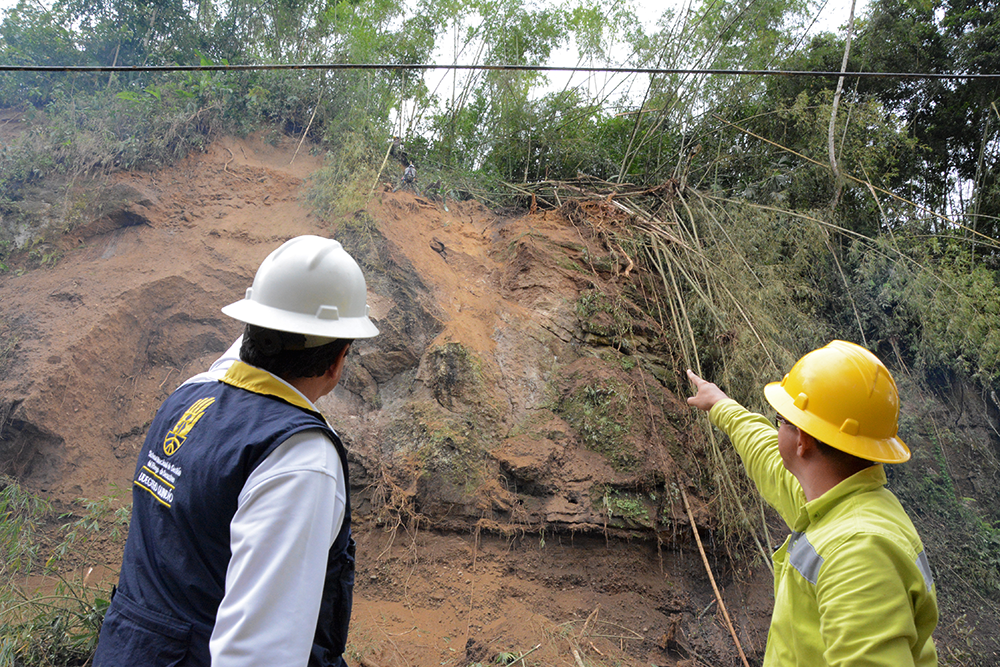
[135,466,175,507]
[163,397,216,456]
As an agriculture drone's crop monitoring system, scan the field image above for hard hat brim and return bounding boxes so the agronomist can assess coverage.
[221,298,380,340]
[763,381,911,463]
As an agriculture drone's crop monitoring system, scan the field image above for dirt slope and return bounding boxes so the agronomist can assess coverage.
[0,134,775,665]
[0,135,327,496]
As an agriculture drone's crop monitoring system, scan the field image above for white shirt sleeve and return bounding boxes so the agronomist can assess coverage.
[209,429,348,666]
[182,336,244,386]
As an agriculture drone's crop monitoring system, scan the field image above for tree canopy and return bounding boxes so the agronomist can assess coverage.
[1,0,999,386]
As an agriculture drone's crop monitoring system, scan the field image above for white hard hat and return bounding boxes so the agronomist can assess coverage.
[221,235,380,340]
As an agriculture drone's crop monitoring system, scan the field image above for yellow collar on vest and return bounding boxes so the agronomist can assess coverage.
[221,361,320,417]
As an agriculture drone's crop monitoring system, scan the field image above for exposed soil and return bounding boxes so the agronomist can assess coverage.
[0,131,820,666]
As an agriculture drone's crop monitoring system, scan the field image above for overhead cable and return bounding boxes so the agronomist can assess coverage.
[0,63,996,80]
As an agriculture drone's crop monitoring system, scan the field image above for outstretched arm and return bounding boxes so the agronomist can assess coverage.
[686,368,805,525]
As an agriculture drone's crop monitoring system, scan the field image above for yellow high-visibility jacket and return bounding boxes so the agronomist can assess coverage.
[710,399,939,666]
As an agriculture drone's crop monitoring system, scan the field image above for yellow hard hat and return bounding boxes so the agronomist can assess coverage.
[763,340,911,463]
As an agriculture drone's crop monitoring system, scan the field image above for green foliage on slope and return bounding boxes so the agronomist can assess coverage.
[0,479,128,666]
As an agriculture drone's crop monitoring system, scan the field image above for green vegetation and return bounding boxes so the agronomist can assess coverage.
[415,412,489,492]
[557,381,636,471]
[598,487,653,529]
[0,477,48,577]
[0,478,128,666]
[0,0,995,217]
[576,290,634,347]
[396,343,499,497]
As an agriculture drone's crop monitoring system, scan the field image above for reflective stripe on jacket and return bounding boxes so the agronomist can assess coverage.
[709,399,938,666]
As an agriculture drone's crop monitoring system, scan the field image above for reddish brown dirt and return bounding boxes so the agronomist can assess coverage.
[348,528,771,667]
[0,135,328,496]
[0,133,774,666]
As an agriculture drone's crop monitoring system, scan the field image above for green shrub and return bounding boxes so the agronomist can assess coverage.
[0,479,128,667]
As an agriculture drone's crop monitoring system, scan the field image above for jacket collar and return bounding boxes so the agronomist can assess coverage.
[793,463,887,531]
[220,360,325,421]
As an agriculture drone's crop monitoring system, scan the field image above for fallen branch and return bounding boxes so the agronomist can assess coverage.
[513,643,541,666]
[680,486,751,667]
[291,85,323,166]
[578,605,600,640]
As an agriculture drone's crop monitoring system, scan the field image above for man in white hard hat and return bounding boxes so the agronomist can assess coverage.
[95,236,379,667]
[686,340,937,666]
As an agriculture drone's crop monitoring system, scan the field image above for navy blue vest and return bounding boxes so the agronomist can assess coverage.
[95,368,353,667]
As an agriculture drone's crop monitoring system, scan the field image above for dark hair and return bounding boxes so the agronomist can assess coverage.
[240,324,352,380]
[813,436,874,470]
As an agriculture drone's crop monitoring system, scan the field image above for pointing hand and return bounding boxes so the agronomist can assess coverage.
[686,369,729,412]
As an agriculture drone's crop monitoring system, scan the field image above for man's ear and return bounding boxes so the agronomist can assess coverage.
[797,430,817,458]
[325,344,351,378]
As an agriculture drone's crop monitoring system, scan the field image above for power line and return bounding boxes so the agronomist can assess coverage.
[0,63,997,80]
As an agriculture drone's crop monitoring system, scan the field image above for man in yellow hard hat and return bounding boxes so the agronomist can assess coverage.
[686,340,938,666]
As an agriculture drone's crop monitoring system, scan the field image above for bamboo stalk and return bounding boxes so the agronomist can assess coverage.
[680,486,751,667]
[713,114,1000,248]
[514,643,541,665]
[290,86,323,166]
[368,139,395,201]
[828,0,857,209]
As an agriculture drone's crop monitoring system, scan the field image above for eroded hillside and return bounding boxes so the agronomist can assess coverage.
[3,132,998,665]
[0,133,774,665]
